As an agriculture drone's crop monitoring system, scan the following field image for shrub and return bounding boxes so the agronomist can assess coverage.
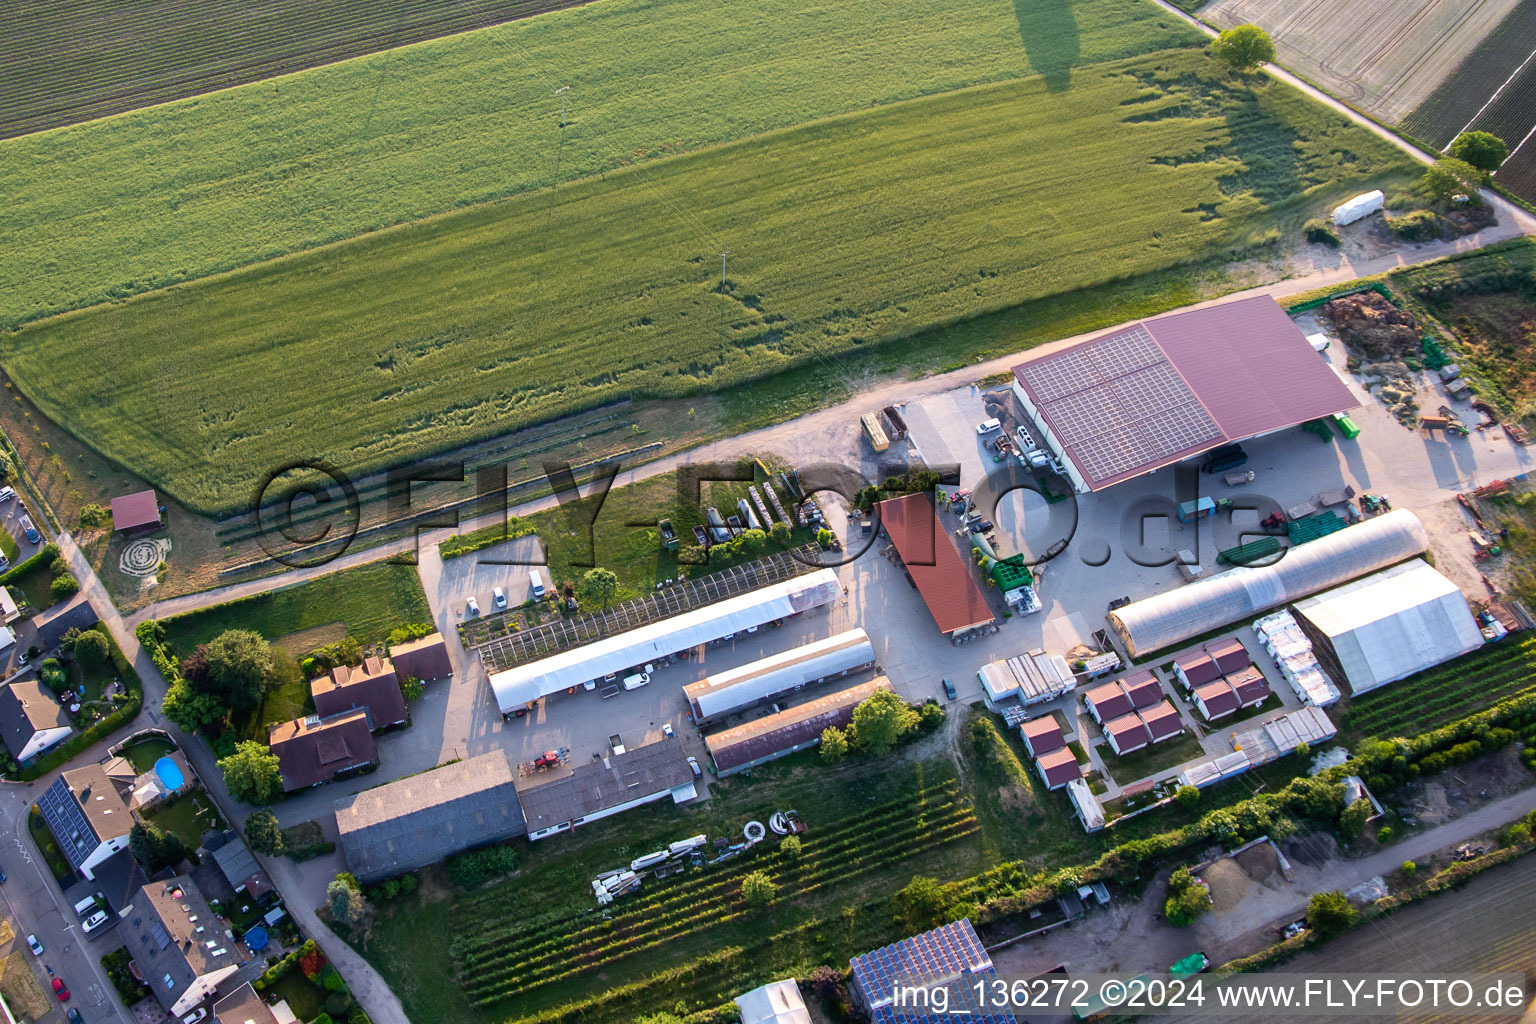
[398,873,418,894]
[379,879,400,900]
[325,991,353,1016]
[1376,825,1394,843]
[1306,890,1357,938]
[1390,209,1445,242]
[299,943,326,980]
[245,809,284,855]
[741,869,777,907]
[780,835,803,860]
[39,658,67,691]
[897,875,949,928]
[320,964,348,992]
[1163,866,1212,926]
[448,845,520,889]
[819,726,849,762]
[347,1007,374,1024]
[1175,785,1201,810]
[809,965,846,1003]
[312,1015,335,1024]
[1401,860,1417,875]
[1302,219,1339,247]
[50,573,80,600]
[78,503,110,528]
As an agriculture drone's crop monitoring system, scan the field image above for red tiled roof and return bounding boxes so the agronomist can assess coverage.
[110,489,159,531]
[1206,637,1251,674]
[1138,701,1184,743]
[876,494,994,635]
[1020,717,1064,756]
[1226,665,1271,707]
[1103,712,1151,754]
[1084,681,1133,720]
[1176,652,1222,688]
[1011,296,1357,490]
[1194,680,1239,720]
[1035,747,1082,788]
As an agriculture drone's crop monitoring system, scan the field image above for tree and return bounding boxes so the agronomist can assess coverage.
[39,659,67,692]
[1211,24,1274,71]
[219,741,284,804]
[50,573,80,601]
[385,622,434,647]
[1293,741,1310,760]
[1163,867,1213,926]
[741,869,777,907]
[578,567,619,609]
[769,520,792,547]
[327,874,367,925]
[72,629,110,667]
[1175,785,1201,810]
[129,822,187,873]
[1449,131,1508,172]
[1422,157,1484,203]
[850,689,919,755]
[244,809,285,856]
[1338,797,1373,839]
[162,678,227,731]
[78,503,110,528]
[819,726,850,762]
[1306,890,1357,938]
[735,528,767,556]
[816,528,834,550]
[897,875,949,928]
[780,834,803,860]
[400,676,424,702]
[203,629,274,710]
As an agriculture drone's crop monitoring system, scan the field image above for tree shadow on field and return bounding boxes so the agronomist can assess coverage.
[1013,0,1081,92]
[1218,81,1303,210]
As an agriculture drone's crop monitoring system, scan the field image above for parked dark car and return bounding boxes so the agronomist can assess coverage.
[942,678,957,701]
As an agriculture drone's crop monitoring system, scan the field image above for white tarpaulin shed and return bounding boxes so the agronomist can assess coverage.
[735,980,811,1024]
[1108,509,1429,657]
[1290,559,1482,695]
[684,628,874,721]
[1332,190,1384,226]
[489,569,841,712]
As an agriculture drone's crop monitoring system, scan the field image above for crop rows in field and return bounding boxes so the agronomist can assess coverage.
[1496,142,1536,205]
[1347,637,1536,737]
[0,0,591,139]
[452,782,979,1004]
[1,49,1418,516]
[1399,0,1536,148]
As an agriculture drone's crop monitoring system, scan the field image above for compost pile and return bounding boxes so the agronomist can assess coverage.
[1324,291,1424,426]
[1323,291,1422,359]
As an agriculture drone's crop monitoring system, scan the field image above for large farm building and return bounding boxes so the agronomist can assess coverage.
[1010,295,1357,494]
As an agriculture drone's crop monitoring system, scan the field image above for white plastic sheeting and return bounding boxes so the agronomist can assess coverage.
[1290,559,1483,695]
[1231,706,1338,765]
[1066,778,1106,832]
[1332,190,1384,226]
[978,650,1074,705]
[684,628,874,721]
[1254,611,1341,706]
[1107,510,1430,657]
[489,569,841,712]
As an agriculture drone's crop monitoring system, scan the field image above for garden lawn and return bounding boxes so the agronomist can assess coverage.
[142,791,225,848]
[3,50,1416,514]
[159,559,430,652]
[28,810,74,883]
[1094,729,1206,783]
[0,529,16,564]
[0,0,1197,330]
[121,736,177,773]
[265,969,326,1022]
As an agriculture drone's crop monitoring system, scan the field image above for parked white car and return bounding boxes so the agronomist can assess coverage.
[493,586,507,610]
[466,596,481,618]
[25,934,41,956]
[82,910,110,935]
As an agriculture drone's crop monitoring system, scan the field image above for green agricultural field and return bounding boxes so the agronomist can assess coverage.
[1343,637,1536,740]
[0,0,590,139]
[3,50,1417,514]
[0,0,1198,328]
[158,558,431,653]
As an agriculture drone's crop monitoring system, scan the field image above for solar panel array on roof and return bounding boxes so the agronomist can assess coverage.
[1016,324,1220,486]
[850,920,993,1007]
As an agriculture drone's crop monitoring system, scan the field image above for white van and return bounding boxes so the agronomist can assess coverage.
[976,418,1002,435]
[529,569,547,599]
[622,671,651,690]
[73,893,104,918]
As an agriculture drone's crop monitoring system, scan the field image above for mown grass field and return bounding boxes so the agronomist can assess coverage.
[158,558,431,652]
[0,0,1198,329]
[0,0,594,139]
[3,50,1417,514]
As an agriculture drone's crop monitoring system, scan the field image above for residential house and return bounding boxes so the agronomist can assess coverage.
[0,679,72,764]
[214,982,279,1024]
[1173,650,1222,690]
[37,593,100,651]
[1192,680,1240,722]
[1138,700,1184,744]
[1083,680,1132,724]
[268,709,377,792]
[1033,747,1082,791]
[334,751,526,881]
[1101,713,1151,756]
[209,834,271,899]
[1226,665,1272,709]
[37,764,132,880]
[1019,717,1064,757]
[1119,669,1163,710]
[119,875,240,1016]
[311,656,407,730]
[1206,637,1252,675]
[0,585,19,625]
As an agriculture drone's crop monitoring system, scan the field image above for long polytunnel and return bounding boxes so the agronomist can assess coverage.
[1107,509,1430,657]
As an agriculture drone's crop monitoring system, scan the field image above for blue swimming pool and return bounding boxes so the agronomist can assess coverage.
[154,756,185,791]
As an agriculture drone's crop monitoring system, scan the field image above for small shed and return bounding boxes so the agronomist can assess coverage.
[110,490,161,533]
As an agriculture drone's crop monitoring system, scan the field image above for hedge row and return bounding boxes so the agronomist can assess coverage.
[0,541,59,586]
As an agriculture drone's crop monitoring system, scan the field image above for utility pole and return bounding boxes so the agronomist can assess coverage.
[555,85,569,128]
[720,248,731,288]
